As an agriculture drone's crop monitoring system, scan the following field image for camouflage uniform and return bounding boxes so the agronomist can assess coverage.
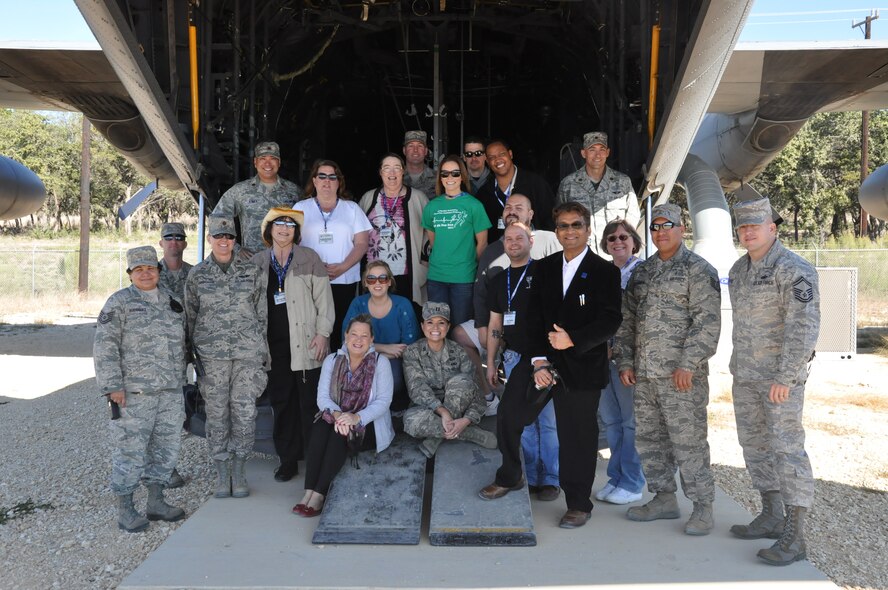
[403,166,438,199]
[556,165,640,255]
[213,176,301,254]
[185,251,268,461]
[616,242,721,502]
[159,259,192,301]
[402,339,486,439]
[730,239,819,508]
[94,281,186,495]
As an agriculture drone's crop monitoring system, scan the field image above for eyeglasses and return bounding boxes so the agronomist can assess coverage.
[272,220,297,227]
[555,221,586,231]
[649,221,678,232]
[366,274,390,284]
[381,165,403,173]
[607,234,630,243]
[212,233,236,240]
[464,150,484,158]
[162,235,186,241]
[316,172,339,181]
[440,170,462,178]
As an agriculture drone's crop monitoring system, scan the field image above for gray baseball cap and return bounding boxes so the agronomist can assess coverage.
[651,203,682,225]
[733,197,774,228]
[126,246,159,271]
[403,130,428,146]
[161,222,186,238]
[208,215,237,237]
[254,141,281,159]
[422,301,450,322]
[583,131,608,149]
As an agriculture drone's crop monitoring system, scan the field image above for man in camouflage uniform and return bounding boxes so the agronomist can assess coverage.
[158,222,192,300]
[212,141,301,257]
[728,197,820,566]
[616,203,721,535]
[403,302,496,458]
[94,246,187,532]
[185,216,268,499]
[402,130,437,198]
[556,132,640,256]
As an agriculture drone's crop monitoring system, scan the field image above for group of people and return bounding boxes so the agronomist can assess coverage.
[95,131,820,567]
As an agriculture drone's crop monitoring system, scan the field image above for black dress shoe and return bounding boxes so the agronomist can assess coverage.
[559,509,591,529]
[274,463,299,482]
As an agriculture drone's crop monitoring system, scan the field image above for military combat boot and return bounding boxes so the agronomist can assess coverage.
[730,490,785,539]
[117,493,149,533]
[757,505,808,566]
[626,491,681,521]
[419,437,442,459]
[214,459,232,498]
[231,456,250,498]
[146,483,186,522]
[166,467,186,489]
[459,425,498,449]
[684,501,714,535]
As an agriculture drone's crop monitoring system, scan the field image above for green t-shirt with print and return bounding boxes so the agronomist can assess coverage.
[422,193,491,283]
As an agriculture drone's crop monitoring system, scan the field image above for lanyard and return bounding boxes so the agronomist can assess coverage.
[314,197,338,232]
[506,259,531,312]
[494,166,518,208]
[379,189,401,225]
[270,249,293,292]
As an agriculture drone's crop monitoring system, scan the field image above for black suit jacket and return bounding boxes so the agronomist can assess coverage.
[475,168,555,241]
[529,248,622,390]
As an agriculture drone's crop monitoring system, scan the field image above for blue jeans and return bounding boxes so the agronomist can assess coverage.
[503,349,559,487]
[426,280,474,326]
[599,362,644,493]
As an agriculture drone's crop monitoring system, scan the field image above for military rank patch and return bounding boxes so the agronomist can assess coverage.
[98,311,114,324]
[792,277,814,303]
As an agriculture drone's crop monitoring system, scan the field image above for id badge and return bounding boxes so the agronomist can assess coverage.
[274,291,287,305]
[497,218,506,229]
[503,311,516,326]
[379,227,393,238]
[319,231,334,245]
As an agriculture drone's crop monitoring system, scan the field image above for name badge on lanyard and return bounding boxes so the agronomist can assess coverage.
[497,218,506,229]
[379,225,394,239]
[274,291,287,305]
[503,311,516,326]
[318,231,334,244]
[505,260,531,327]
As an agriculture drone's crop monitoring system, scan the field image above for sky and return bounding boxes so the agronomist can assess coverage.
[0,1,887,45]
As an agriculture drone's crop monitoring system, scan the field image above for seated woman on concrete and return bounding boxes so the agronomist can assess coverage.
[294,314,394,517]
[342,260,420,413]
[402,301,497,458]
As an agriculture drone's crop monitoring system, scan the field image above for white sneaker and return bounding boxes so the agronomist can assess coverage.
[605,487,643,505]
[484,394,500,417]
[595,483,617,501]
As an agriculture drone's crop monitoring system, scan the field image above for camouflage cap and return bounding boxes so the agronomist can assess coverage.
[403,130,428,146]
[254,141,281,159]
[160,222,186,238]
[422,301,450,322]
[126,246,159,271]
[583,131,608,149]
[260,206,305,246]
[733,197,773,228]
[651,203,682,225]
[208,215,237,237]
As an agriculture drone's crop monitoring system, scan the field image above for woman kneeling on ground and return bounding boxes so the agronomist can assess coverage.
[294,314,394,517]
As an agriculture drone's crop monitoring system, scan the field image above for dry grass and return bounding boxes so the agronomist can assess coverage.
[0,293,104,323]
[845,393,888,412]
[805,419,858,437]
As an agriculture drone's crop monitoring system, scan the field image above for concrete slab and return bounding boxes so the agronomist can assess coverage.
[312,435,427,545]
[121,458,836,590]
[429,440,535,547]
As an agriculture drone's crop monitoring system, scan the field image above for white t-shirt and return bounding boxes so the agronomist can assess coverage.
[292,198,372,285]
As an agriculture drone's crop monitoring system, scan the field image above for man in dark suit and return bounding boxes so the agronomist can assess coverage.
[478,202,622,529]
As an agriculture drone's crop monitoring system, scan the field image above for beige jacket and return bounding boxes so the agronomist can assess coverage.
[251,246,335,371]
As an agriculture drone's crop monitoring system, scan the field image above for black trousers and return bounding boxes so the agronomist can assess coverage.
[304,420,376,494]
[265,362,321,466]
[330,282,358,352]
[495,360,601,513]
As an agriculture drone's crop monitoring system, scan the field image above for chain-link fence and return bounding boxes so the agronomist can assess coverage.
[0,247,886,325]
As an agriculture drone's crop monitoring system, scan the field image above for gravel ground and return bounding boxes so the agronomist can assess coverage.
[1,320,887,589]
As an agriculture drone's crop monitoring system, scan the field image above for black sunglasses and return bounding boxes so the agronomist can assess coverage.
[162,235,186,241]
[212,233,236,240]
[316,172,339,181]
[463,150,484,158]
[649,221,678,232]
[440,170,462,178]
[607,234,630,243]
[366,274,391,284]
[555,221,586,231]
